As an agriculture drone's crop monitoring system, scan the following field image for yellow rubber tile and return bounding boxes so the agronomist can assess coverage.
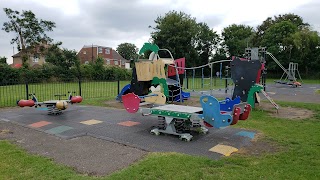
[209,144,238,156]
[80,119,103,125]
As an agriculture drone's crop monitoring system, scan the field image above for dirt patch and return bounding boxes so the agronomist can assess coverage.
[104,100,126,109]
[256,102,314,120]
[236,133,280,156]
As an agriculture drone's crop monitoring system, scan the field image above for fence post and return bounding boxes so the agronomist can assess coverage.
[186,77,189,89]
[225,77,228,94]
[25,80,29,100]
[78,77,82,96]
[117,80,120,95]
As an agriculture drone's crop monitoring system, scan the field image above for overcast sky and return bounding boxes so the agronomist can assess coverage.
[1,0,319,64]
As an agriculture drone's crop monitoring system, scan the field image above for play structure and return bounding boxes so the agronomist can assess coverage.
[122,92,251,141]
[119,42,253,141]
[17,92,82,115]
[231,47,279,110]
[116,43,190,103]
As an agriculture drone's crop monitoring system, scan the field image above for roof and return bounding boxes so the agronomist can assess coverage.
[12,51,22,58]
[112,49,130,62]
[82,45,112,49]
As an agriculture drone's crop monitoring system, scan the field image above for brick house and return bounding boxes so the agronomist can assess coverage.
[11,42,50,68]
[77,45,130,69]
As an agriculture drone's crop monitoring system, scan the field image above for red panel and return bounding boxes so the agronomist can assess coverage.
[122,93,140,113]
[168,58,185,76]
[256,63,264,83]
[239,104,251,120]
[231,107,241,125]
[71,96,83,103]
[18,100,35,107]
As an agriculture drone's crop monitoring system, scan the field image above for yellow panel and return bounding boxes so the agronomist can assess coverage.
[135,60,166,81]
[144,92,166,105]
[209,144,238,156]
[80,119,103,125]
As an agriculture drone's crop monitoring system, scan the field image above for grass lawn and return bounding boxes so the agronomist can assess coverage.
[1,100,320,179]
[0,81,130,107]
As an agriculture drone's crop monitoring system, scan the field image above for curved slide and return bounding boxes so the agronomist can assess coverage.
[116,84,131,102]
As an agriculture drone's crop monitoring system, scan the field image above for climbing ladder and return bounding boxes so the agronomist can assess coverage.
[260,90,280,110]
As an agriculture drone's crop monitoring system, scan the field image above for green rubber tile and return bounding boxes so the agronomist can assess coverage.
[45,125,73,135]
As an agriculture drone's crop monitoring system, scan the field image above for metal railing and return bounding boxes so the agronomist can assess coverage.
[0,79,129,107]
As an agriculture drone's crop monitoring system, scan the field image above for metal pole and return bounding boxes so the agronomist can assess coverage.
[201,68,204,89]
[78,78,82,96]
[25,80,29,100]
[210,64,213,95]
[117,80,120,95]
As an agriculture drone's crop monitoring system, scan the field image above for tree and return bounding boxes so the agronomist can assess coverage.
[254,13,309,46]
[261,21,298,71]
[2,8,56,66]
[195,22,220,65]
[292,28,320,75]
[151,11,199,67]
[221,24,255,57]
[116,43,138,61]
[0,56,7,64]
[45,43,80,77]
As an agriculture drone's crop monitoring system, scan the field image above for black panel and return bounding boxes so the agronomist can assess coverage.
[230,58,262,102]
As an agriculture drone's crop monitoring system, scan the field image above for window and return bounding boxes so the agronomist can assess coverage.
[33,55,39,63]
[85,61,89,64]
[98,47,103,53]
[83,51,86,54]
[105,48,110,54]
[114,60,118,65]
[121,60,125,65]
[106,59,110,65]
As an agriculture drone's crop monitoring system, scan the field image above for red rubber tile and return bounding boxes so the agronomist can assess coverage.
[117,121,140,127]
[29,121,52,128]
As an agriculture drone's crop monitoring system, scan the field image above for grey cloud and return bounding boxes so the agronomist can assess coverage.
[293,1,320,31]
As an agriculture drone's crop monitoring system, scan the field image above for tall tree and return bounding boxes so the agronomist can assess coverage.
[292,28,320,75]
[221,24,255,57]
[45,43,80,71]
[151,11,199,67]
[195,22,220,65]
[2,8,56,66]
[254,13,309,46]
[261,21,298,71]
[116,43,138,60]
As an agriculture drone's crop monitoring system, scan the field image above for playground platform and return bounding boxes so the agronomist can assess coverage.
[0,105,256,159]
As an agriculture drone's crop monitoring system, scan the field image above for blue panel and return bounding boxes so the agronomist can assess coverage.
[116,84,131,101]
[219,96,241,112]
[236,131,256,139]
[199,95,232,128]
[36,107,48,111]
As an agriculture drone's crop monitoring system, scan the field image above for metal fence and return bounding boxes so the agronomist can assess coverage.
[0,79,130,107]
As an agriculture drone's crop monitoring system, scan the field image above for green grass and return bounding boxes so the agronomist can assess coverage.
[266,78,320,84]
[1,101,320,179]
[0,81,130,107]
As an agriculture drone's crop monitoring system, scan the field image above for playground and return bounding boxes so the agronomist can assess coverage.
[0,83,318,177]
[0,43,319,178]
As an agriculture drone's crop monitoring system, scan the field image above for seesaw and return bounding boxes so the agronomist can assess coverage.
[122,93,251,141]
[17,92,82,115]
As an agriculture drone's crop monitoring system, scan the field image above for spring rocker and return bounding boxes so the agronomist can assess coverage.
[17,92,82,115]
[122,92,251,141]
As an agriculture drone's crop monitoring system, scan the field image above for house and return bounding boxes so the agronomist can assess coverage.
[77,45,130,69]
[11,42,50,68]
